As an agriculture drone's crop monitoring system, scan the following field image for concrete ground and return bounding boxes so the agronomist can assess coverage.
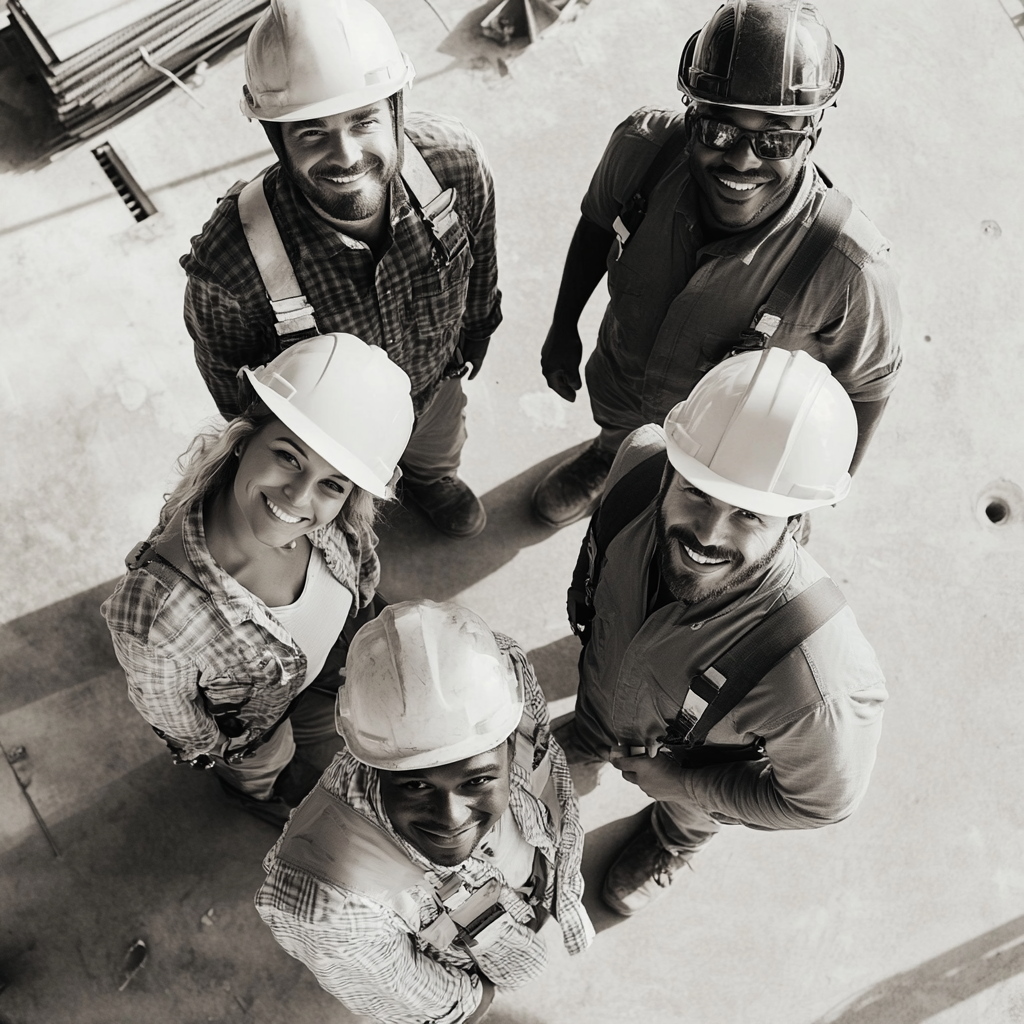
[1,0,1022,1021]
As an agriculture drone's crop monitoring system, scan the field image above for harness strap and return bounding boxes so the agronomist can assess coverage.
[400,134,466,267]
[675,577,848,747]
[237,171,319,338]
[748,189,853,340]
[612,126,691,260]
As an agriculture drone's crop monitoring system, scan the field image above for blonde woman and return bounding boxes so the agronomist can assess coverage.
[103,334,414,824]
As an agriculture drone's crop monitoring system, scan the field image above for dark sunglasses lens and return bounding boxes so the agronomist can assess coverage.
[754,133,801,159]
[696,118,739,150]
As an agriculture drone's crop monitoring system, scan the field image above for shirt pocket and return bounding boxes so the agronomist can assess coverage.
[401,242,474,335]
[198,642,284,706]
[606,259,647,336]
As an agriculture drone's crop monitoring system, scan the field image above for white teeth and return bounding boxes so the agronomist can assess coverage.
[717,178,758,192]
[265,497,302,524]
[684,545,728,566]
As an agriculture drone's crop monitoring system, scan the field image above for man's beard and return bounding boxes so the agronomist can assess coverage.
[292,153,398,223]
[655,507,791,605]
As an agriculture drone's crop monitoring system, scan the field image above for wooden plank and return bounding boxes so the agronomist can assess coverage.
[16,0,182,63]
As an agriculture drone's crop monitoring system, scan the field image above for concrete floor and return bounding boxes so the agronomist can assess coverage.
[1,0,1023,1021]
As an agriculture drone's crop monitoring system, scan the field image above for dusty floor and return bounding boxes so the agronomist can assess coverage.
[1,0,1023,1022]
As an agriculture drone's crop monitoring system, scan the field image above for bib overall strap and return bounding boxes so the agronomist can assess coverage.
[401,136,466,267]
[237,171,319,338]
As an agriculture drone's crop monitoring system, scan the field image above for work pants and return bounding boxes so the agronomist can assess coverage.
[584,344,647,456]
[400,377,468,488]
[212,685,339,801]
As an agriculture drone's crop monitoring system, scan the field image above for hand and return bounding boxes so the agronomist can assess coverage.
[540,322,583,402]
[610,751,685,802]
[461,335,491,380]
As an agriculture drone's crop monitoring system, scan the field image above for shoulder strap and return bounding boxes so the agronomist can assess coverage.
[276,785,429,901]
[612,127,691,260]
[748,189,853,340]
[237,171,319,338]
[675,577,847,747]
[568,449,667,640]
[401,133,465,267]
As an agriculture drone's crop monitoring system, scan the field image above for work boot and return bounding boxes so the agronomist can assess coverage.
[601,817,696,917]
[216,776,294,828]
[404,476,487,538]
[552,716,607,796]
[531,440,616,528]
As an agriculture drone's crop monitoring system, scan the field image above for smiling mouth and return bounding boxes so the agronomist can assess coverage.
[318,169,369,186]
[415,824,477,846]
[264,495,303,524]
[713,174,771,194]
[683,544,730,567]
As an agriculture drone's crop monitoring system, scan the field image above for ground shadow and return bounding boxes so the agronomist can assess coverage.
[526,634,581,702]
[812,914,1024,1023]
[580,808,650,934]
[376,441,587,601]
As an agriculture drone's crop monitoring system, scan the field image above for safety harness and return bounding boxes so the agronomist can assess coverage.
[567,449,847,766]
[275,704,559,953]
[611,125,852,351]
[237,133,467,341]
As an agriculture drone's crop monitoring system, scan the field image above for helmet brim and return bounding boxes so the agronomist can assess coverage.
[666,447,851,518]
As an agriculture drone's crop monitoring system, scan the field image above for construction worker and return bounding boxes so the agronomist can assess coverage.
[558,348,888,916]
[533,0,902,528]
[255,600,593,1024]
[102,334,414,824]
[181,0,501,538]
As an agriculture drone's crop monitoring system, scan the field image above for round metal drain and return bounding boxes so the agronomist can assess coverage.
[975,479,1023,527]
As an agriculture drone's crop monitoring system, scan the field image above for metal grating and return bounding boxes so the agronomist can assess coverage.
[92,142,157,221]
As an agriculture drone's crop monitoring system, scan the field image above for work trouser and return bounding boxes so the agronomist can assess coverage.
[584,342,648,456]
[212,684,340,801]
[400,377,468,488]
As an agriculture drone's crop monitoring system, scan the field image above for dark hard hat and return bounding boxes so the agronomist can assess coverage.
[678,0,844,114]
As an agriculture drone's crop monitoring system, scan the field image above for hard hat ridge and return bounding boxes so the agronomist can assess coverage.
[338,601,525,771]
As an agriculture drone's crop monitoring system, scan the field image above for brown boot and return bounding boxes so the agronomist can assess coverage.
[531,441,616,528]
[404,475,487,538]
[601,816,696,916]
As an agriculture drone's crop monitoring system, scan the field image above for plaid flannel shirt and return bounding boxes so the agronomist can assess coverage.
[181,111,502,418]
[255,635,593,1024]
[101,497,379,760]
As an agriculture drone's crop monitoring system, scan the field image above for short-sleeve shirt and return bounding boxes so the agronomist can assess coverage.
[581,107,902,422]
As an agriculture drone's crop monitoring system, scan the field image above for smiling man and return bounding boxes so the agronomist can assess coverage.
[256,600,592,1024]
[558,349,888,916]
[181,0,501,539]
[532,0,902,529]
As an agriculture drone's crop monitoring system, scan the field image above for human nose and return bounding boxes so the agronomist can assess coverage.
[721,135,762,172]
[432,791,474,832]
[284,472,318,507]
[691,507,731,548]
[331,130,362,168]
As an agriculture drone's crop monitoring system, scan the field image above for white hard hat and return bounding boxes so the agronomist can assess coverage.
[663,348,857,517]
[242,333,414,498]
[337,601,524,771]
[240,0,415,122]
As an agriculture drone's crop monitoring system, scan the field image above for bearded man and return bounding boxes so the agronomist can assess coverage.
[557,349,888,917]
[181,0,501,538]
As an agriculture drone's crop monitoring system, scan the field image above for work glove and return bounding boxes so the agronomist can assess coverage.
[540,322,583,402]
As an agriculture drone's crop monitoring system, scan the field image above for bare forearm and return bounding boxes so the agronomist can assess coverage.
[849,396,890,474]
[550,216,614,328]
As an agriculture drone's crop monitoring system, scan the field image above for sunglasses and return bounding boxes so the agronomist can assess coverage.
[692,116,813,160]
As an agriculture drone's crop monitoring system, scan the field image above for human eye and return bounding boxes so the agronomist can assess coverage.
[399,780,431,792]
[464,775,497,789]
[274,448,300,467]
[322,477,349,494]
[735,508,763,524]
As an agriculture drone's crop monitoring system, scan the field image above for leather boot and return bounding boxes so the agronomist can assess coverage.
[531,441,616,528]
[601,816,697,916]
[404,476,487,538]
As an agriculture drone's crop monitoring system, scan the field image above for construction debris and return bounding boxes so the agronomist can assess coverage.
[481,0,581,46]
[5,0,266,148]
[117,938,148,992]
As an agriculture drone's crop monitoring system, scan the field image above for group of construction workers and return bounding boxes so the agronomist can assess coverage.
[102,0,901,1020]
